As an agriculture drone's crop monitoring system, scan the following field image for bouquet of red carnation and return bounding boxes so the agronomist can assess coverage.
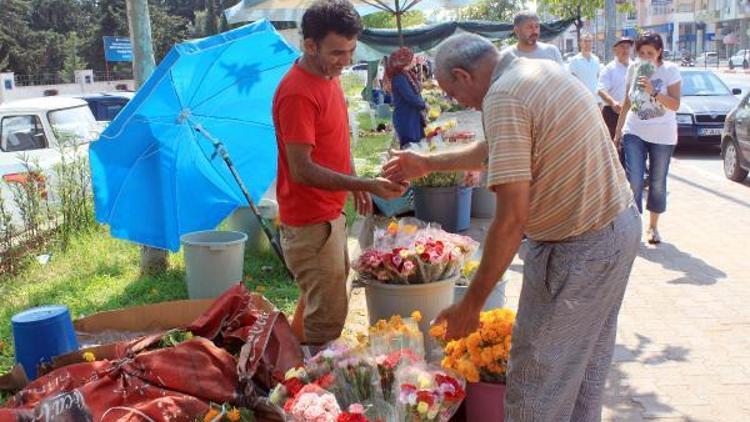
[395,365,466,422]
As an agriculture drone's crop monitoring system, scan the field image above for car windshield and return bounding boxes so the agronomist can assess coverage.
[48,105,101,143]
[681,72,731,96]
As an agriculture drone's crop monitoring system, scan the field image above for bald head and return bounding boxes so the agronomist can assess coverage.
[434,33,499,82]
[434,34,502,110]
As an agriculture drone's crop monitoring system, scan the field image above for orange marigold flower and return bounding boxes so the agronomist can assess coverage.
[203,408,220,422]
[227,408,241,422]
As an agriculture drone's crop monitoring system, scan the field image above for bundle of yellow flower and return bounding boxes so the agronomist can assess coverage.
[430,308,515,383]
[368,311,425,357]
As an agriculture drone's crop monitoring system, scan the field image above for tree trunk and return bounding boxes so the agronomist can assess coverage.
[604,0,617,62]
[126,0,167,275]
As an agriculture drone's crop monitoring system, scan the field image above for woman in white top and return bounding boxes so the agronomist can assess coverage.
[614,32,682,244]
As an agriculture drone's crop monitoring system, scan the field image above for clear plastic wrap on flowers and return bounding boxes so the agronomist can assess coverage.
[330,349,385,410]
[283,384,341,422]
[354,218,479,285]
[337,401,398,422]
[394,364,466,422]
[304,339,356,382]
[368,313,425,358]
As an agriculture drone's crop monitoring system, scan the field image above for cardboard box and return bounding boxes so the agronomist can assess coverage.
[1,298,213,389]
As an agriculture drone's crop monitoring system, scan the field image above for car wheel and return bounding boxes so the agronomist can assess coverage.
[723,139,749,182]
[744,60,749,69]
[730,60,735,69]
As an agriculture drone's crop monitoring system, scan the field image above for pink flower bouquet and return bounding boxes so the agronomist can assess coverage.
[283,384,341,422]
[354,219,478,285]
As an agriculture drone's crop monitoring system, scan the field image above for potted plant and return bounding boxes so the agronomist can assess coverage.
[353,219,478,353]
[430,308,515,421]
[409,138,473,233]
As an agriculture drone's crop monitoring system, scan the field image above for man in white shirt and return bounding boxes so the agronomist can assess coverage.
[568,32,601,100]
[598,37,634,139]
[503,11,563,64]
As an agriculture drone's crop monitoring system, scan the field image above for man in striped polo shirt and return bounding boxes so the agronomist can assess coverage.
[384,33,640,421]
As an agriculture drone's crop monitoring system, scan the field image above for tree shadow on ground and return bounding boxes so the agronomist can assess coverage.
[605,333,691,420]
[638,242,727,285]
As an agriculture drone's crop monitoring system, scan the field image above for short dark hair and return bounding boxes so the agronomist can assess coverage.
[635,31,664,62]
[514,11,539,27]
[301,0,363,43]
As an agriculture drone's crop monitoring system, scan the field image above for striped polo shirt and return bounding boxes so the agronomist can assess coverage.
[483,53,633,241]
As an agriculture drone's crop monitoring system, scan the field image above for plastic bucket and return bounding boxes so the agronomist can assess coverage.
[363,275,457,355]
[471,187,496,218]
[454,276,508,310]
[225,200,278,254]
[181,230,248,299]
[12,305,79,379]
[413,186,472,233]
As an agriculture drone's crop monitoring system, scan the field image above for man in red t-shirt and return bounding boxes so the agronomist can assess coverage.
[273,0,407,347]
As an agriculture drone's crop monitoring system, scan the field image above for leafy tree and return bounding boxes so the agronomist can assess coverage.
[458,0,520,22]
[0,0,32,73]
[61,32,88,82]
[85,0,129,71]
[362,11,426,29]
[538,0,633,46]
[149,3,189,62]
[29,0,82,32]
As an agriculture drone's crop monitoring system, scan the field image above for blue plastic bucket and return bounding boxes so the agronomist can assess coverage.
[12,305,79,379]
[413,186,472,233]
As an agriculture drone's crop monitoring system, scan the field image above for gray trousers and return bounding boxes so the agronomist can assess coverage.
[505,205,641,422]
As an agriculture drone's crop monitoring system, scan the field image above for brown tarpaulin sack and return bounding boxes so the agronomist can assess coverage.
[0,284,302,421]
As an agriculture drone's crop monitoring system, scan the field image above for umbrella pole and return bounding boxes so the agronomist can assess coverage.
[192,124,293,280]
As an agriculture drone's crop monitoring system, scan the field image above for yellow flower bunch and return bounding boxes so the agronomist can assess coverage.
[431,308,515,383]
[461,260,480,279]
[387,220,418,236]
[369,313,420,337]
[82,351,96,362]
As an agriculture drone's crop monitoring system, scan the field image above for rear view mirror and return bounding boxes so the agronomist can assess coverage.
[733,88,742,95]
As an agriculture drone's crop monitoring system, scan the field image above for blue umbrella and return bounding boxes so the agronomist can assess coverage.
[90,20,298,256]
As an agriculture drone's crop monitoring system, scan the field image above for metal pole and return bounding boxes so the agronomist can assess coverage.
[604,0,617,63]
[192,123,293,280]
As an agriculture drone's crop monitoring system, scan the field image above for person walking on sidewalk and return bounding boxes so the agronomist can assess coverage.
[388,47,427,148]
[568,32,601,103]
[383,33,640,421]
[598,37,634,140]
[614,32,682,244]
[273,0,407,349]
[503,11,563,64]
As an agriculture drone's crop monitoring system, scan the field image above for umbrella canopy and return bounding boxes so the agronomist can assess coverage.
[90,20,299,252]
[224,0,473,29]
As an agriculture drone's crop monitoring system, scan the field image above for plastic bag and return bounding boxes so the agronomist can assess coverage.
[394,364,466,422]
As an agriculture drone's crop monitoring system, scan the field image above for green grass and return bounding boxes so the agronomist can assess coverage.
[0,226,295,377]
[0,113,395,392]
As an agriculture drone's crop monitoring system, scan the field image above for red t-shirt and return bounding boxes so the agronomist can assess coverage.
[273,63,351,226]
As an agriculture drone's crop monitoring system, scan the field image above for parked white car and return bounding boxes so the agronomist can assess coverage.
[729,49,750,69]
[0,97,101,223]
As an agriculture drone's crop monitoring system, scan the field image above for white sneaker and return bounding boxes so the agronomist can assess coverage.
[647,228,661,244]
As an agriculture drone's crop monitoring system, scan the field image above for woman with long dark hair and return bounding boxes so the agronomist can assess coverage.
[387,47,426,149]
[614,32,682,244]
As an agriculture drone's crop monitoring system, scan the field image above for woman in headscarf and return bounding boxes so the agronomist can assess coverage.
[387,47,426,149]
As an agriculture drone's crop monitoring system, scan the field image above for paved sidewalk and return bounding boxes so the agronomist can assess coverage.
[345,154,750,421]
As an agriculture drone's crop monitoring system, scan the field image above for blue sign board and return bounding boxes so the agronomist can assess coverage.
[103,36,133,62]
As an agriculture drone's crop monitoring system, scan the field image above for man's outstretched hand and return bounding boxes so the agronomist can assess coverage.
[382,149,430,183]
[369,177,408,200]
